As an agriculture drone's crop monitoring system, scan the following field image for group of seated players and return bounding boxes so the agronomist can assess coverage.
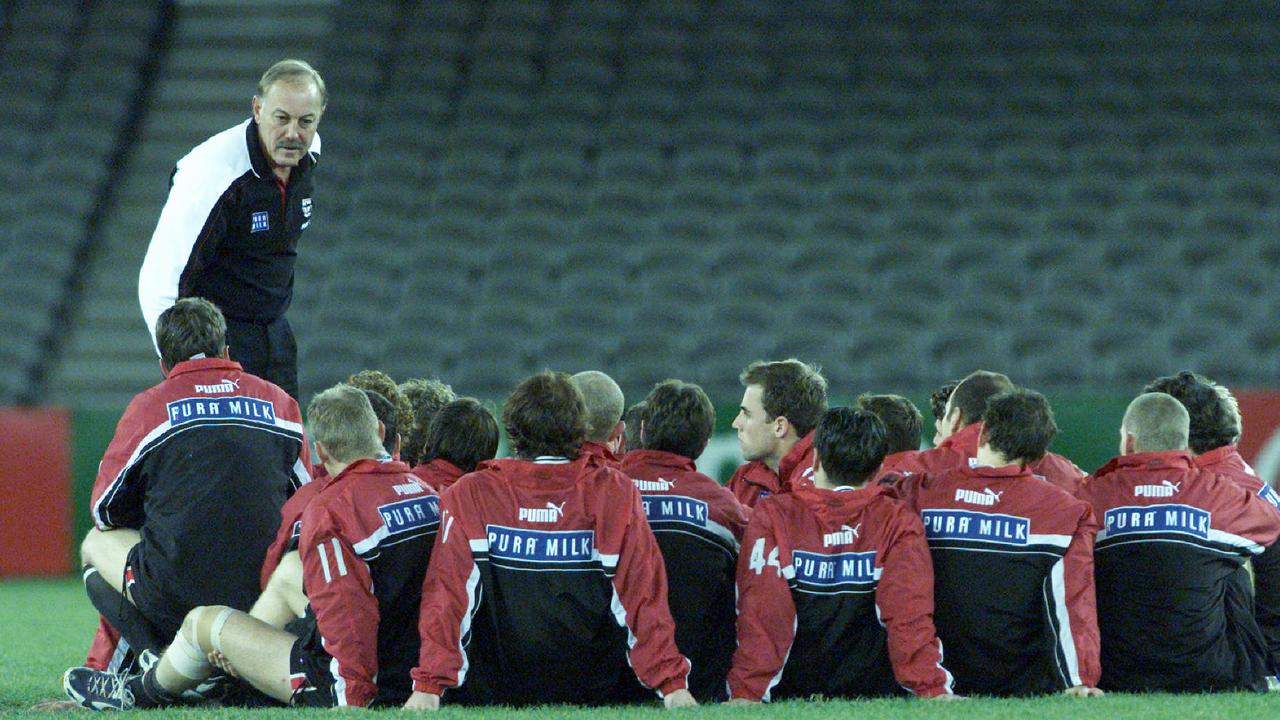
[59,297,1280,710]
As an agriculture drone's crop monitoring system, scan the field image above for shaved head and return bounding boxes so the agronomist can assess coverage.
[1122,392,1190,453]
[571,371,625,442]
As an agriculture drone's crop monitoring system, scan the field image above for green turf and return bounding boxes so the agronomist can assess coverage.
[1,578,1275,718]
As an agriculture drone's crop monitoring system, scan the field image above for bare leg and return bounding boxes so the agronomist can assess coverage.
[154,606,296,703]
[249,551,307,628]
[80,528,141,600]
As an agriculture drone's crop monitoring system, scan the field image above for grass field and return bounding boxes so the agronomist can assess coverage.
[0,578,1273,719]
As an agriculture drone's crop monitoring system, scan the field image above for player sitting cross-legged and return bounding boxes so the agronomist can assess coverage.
[405,371,696,709]
[896,389,1103,697]
[65,384,440,709]
[727,407,958,701]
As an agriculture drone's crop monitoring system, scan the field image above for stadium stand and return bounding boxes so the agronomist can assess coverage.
[10,0,1279,408]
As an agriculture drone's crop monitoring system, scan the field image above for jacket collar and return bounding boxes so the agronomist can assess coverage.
[620,449,696,475]
[1094,450,1195,477]
[166,356,243,379]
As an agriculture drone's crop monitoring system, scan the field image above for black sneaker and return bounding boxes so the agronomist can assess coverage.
[62,667,135,711]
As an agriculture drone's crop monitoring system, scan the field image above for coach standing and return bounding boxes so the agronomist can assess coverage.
[138,59,325,399]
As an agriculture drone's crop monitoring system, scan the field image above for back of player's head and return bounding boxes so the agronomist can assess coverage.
[347,369,412,434]
[739,359,829,436]
[258,58,328,106]
[813,407,889,486]
[504,371,589,459]
[640,380,715,460]
[424,397,499,473]
[1122,392,1190,453]
[856,393,923,454]
[623,401,647,451]
[570,371,624,443]
[398,378,456,467]
[156,297,226,369]
[948,370,1015,426]
[361,389,397,456]
[307,384,383,463]
[930,380,960,422]
[1143,371,1240,454]
[981,389,1057,463]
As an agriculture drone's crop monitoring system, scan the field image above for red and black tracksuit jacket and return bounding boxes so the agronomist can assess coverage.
[728,484,954,701]
[1078,451,1280,692]
[897,463,1101,695]
[298,458,439,707]
[619,449,750,701]
[411,455,690,706]
[86,357,309,669]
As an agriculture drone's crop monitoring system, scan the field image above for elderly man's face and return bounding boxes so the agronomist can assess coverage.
[252,80,324,171]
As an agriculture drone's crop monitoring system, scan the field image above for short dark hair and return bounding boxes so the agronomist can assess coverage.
[813,407,889,486]
[948,370,1015,426]
[362,389,398,455]
[156,298,226,369]
[930,380,960,422]
[640,380,715,460]
[423,398,499,473]
[398,378,456,467]
[1144,371,1240,454]
[856,394,923,454]
[981,390,1057,463]
[503,371,589,459]
[623,401,647,452]
[739,359,829,436]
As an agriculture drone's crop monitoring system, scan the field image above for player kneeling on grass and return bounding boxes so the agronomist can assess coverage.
[404,371,696,709]
[727,407,959,701]
[65,384,440,709]
[896,389,1103,697]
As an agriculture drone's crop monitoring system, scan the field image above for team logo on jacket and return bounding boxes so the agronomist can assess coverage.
[955,487,1003,506]
[633,477,676,492]
[793,550,878,585]
[921,509,1029,545]
[193,378,239,394]
[518,502,566,523]
[1134,480,1181,498]
[642,495,708,526]
[167,396,275,425]
[1103,504,1209,539]
[378,496,440,536]
[301,198,312,218]
[251,211,269,233]
[487,526,594,562]
[823,524,860,547]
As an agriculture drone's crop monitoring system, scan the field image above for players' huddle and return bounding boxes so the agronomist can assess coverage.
[61,298,1280,710]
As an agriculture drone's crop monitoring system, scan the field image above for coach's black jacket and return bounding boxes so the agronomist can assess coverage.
[139,118,319,341]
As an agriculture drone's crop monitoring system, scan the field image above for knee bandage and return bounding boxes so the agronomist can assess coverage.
[168,606,234,680]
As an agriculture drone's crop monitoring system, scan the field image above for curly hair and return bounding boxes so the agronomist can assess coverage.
[398,378,456,466]
[346,370,412,434]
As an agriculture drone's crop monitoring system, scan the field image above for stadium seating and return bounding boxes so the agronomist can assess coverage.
[17,0,1280,408]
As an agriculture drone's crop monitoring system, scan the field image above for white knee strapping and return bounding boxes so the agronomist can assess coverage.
[168,622,212,680]
[207,606,234,654]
